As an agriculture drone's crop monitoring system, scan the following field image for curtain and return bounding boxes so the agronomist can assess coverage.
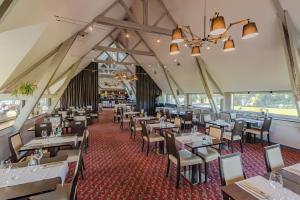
[136,66,161,115]
[60,62,98,112]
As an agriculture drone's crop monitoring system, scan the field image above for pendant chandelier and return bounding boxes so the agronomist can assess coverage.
[114,72,138,81]
[170,0,259,56]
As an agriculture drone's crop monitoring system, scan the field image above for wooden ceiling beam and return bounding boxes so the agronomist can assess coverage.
[94,45,154,56]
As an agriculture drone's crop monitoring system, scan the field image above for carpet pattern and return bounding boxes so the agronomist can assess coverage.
[70,110,300,200]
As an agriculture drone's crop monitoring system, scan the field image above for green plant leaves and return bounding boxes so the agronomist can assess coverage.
[11,83,37,97]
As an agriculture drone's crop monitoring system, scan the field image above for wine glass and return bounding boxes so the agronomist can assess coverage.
[28,156,38,172]
[4,160,12,174]
[34,149,43,167]
[269,172,283,189]
[194,126,198,134]
[41,130,47,139]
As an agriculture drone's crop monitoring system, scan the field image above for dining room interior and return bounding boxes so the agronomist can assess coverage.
[0,0,300,199]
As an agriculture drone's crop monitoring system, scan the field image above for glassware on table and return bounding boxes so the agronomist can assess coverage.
[4,160,12,174]
[41,130,47,139]
[34,149,43,167]
[194,126,198,134]
[269,171,283,189]
[28,155,38,172]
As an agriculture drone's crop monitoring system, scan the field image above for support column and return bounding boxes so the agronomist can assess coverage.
[272,0,300,118]
[13,35,77,132]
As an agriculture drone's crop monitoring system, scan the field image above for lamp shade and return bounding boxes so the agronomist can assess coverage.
[242,21,259,39]
[170,43,180,55]
[191,46,201,56]
[210,13,226,35]
[223,38,235,52]
[171,26,184,43]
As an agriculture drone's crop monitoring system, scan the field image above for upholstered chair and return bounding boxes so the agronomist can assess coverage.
[264,144,285,172]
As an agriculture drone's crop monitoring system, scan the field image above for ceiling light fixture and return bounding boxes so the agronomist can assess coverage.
[156,39,161,43]
[169,0,258,56]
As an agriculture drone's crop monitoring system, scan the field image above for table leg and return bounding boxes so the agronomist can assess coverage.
[158,129,164,154]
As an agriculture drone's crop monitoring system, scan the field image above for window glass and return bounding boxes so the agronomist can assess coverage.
[29,98,50,118]
[189,94,222,109]
[0,100,21,124]
[232,92,298,118]
[166,94,186,106]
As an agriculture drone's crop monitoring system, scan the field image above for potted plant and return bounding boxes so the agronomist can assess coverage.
[12,82,37,97]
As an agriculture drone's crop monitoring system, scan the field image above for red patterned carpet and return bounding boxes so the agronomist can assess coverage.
[70,110,300,200]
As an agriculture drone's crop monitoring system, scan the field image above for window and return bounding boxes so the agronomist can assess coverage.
[189,94,222,109]
[166,94,186,106]
[231,92,298,118]
[29,98,50,118]
[0,100,21,123]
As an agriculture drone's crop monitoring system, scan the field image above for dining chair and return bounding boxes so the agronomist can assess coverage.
[141,122,164,156]
[182,111,193,130]
[70,120,88,148]
[203,114,212,133]
[245,117,272,145]
[114,107,122,123]
[74,115,87,127]
[8,133,27,162]
[120,114,130,129]
[35,122,52,137]
[165,132,202,188]
[197,126,222,182]
[264,144,284,172]
[223,120,244,153]
[172,117,181,133]
[165,109,173,122]
[57,130,86,179]
[31,142,82,200]
[156,112,161,119]
[219,153,246,186]
[129,116,142,140]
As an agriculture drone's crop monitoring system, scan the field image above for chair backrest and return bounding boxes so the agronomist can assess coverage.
[165,109,171,119]
[69,143,83,200]
[231,120,244,137]
[35,122,52,137]
[219,153,246,186]
[156,112,161,119]
[184,111,193,121]
[261,117,272,132]
[71,121,86,136]
[141,121,149,138]
[174,117,181,128]
[87,105,93,110]
[209,126,222,140]
[220,112,231,122]
[165,132,180,163]
[49,116,62,128]
[74,115,87,127]
[129,116,135,128]
[8,133,23,161]
[264,144,284,172]
[58,111,68,119]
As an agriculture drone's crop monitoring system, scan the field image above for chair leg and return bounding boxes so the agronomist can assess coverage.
[81,158,85,170]
[141,140,145,152]
[146,141,150,156]
[80,165,84,179]
[205,162,208,183]
[261,133,264,146]
[134,130,136,140]
[267,134,270,145]
[198,164,202,183]
[231,141,234,153]
[176,165,181,188]
[240,140,243,153]
[166,159,170,177]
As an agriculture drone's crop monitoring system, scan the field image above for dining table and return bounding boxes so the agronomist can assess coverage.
[124,111,140,116]
[176,133,224,184]
[221,163,300,200]
[20,134,78,156]
[0,155,68,200]
[147,122,176,154]
[134,116,157,122]
[206,120,233,132]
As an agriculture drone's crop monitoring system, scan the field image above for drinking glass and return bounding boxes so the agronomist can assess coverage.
[4,160,12,174]
[194,126,198,133]
[34,149,43,167]
[41,130,47,139]
[28,156,38,172]
[269,172,283,189]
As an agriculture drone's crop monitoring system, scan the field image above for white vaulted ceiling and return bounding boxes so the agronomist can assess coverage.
[0,0,299,95]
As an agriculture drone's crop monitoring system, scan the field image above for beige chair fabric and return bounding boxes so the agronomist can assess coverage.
[223,132,241,141]
[220,154,245,185]
[74,115,87,127]
[169,149,202,167]
[265,145,284,172]
[11,134,23,155]
[209,127,222,139]
[197,148,220,162]
[143,134,164,143]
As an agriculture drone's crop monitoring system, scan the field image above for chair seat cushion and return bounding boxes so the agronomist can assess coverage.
[169,149,202,167]
[182,121,192,124]
[143,134,164,143]
[197,147,220,162]
[122,119,130,123]
[246,128,269,135]
[223,132,241,141]
[30,183,71,200]
[132,126,142,132]
[57,149,79,163]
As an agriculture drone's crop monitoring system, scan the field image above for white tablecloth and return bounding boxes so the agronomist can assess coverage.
[147,122,176,132]
[0,161,69,188]
[24,136,77,147]
[283,163,300,176]
[236,176,300,200]
[175,133,205,144]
